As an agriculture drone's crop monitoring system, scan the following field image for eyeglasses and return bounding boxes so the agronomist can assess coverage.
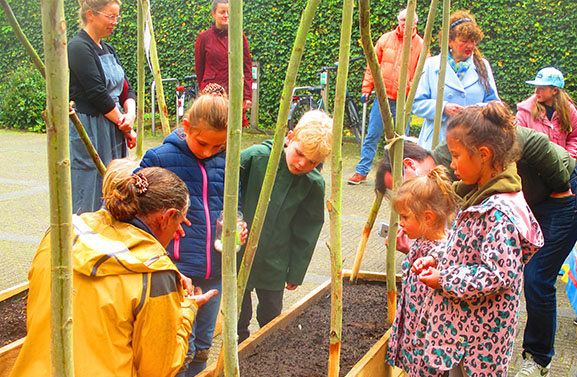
[94,10,121,23]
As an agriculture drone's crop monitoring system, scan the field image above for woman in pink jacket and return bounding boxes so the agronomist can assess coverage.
[516,67,577,158]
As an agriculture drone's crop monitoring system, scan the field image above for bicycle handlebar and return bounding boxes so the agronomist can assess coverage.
[314,56,364,74]
[183,75,197,82]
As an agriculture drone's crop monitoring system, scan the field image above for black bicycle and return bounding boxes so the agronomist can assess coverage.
[288,57,364,145]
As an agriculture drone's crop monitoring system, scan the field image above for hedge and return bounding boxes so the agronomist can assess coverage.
[0,0,576,130]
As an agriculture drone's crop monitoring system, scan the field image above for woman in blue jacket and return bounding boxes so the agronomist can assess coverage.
[413,10,499,150]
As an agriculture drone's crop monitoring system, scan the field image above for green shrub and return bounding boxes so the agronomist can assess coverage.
[0,63,46,132]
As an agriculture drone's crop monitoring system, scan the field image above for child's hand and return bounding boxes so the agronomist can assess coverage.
[387,228,412,255]
[285,282,298,290]
[179,272,194,295]
[239,221,248,245]
[412,256,436,274]
[417,267,441,290]
[183,287,219,309]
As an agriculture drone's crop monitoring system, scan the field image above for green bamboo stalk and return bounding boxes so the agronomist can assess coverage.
[358,0,394,141]
[136,0,145,158]
[0,0,45,79]
[432,0,451,149]
[236,0,321,315]
[213,2,321,375]
[69,109,106,176]
[328,1,354,375]
[404,0,439,120]
[40,0,74,375]
[221,0,243,375]
[349,190,383,283]
[145,2,171,138]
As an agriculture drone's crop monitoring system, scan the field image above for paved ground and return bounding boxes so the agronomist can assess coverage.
[1,129,575,375]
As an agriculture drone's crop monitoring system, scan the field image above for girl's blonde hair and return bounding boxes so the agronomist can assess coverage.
[393,165,456,231]
[103,163,188,222]
[532,88,575,133]
[447,101,519,171]
[78,0,120,26]
[292,110,333,161]
[184,83,228,132]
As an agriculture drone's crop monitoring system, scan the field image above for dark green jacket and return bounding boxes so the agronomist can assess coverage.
[432,126,576,206]
[240,140,325,291]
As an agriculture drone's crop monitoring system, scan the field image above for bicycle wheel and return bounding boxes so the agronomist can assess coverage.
[288,98,314,130]
[345,98,363,146]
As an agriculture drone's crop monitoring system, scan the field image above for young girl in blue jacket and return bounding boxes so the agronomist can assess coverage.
[140,84,228,376]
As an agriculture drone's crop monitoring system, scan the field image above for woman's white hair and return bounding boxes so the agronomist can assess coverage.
[397,8,418,24]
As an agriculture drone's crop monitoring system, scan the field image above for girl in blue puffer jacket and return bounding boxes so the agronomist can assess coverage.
[140,83,228,376]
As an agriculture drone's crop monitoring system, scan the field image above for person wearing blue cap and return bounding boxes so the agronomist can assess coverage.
[514,67,577,377]
[516,67,577,159]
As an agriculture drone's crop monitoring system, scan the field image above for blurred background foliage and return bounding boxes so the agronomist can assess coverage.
[0,0,575,131]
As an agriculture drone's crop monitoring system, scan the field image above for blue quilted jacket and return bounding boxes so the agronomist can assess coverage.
[140,129,225,279]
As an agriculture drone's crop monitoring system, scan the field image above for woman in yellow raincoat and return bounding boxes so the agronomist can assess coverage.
[10,162,218,377]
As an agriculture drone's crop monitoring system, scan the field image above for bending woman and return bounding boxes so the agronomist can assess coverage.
[10,162,217,377]
[69,0,137,213]
[412,10,499,150]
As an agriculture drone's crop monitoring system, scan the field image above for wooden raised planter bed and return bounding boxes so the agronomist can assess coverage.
[199,270,407,377]
[0,272,408,377]
[0,282,28,377]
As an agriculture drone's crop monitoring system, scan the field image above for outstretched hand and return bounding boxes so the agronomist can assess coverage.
[185,287,219,308]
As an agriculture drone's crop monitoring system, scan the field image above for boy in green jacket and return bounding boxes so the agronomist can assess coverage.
[237,110,333,342]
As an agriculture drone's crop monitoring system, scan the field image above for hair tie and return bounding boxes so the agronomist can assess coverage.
[201,83,226,97]
[132,172,149,196]
[450,18,472,29]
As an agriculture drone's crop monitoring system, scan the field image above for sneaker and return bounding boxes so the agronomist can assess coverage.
[514,354,550,377]
[573,317,577,326]
[347,173,367,185]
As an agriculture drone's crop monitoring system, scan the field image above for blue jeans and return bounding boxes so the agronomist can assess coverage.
[355,97,410,176]
[522,167,577,367]
[177,277,222,377]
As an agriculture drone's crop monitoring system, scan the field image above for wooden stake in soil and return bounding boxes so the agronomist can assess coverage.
[327,0,354,375]
[432,0,451,149]
[40,0,74,375]
[136,0,145,158]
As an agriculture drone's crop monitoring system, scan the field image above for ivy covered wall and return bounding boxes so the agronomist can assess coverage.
[0,0,576,129]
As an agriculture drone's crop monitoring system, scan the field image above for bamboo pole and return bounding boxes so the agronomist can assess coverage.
[432,0,451,149]
[0,0,45,78]
[145,2,171,138]
[327,0,354,375]
[349,190,383,283]
[404,0,439,120]
[69,109,106,176]
[136,0,145,158]
[212,1,321,375]
[40,0,74,375]
[220,0,243,375]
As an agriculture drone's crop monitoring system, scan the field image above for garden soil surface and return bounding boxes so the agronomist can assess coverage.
[239,280,393,377]
[0,291,27,348]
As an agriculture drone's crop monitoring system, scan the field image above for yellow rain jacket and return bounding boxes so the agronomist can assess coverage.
[10,210,196,377]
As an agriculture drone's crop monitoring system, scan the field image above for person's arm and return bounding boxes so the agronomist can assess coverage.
[242,33,253,104]
[565,104,577,159]
[438,212,526,301]
[194,32,206,87]
[68,38,117,115]
[286,179,325,286]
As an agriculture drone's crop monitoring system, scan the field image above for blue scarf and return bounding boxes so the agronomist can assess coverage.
[448,54,473,80]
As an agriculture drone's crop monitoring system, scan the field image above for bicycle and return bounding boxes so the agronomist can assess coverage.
[287,57,364,145]
[176,74,198,119]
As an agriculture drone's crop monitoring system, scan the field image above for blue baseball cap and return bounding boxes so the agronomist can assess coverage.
[526,67,565,88]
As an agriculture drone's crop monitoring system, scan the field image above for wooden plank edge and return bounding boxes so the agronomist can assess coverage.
[0,282,29,303]
[0,337,25,377]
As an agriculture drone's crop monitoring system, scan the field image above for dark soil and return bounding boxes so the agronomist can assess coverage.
[239,280,392,377]
[0,291,27,348]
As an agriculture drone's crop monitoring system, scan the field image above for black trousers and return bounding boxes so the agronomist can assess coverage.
[237,287,284,343]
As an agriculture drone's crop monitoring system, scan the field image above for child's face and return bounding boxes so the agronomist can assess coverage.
[447,131,493,187]
[284,132,322,175]
[398,207,423,240]
[534,85,558,107]
[183,119,227,160]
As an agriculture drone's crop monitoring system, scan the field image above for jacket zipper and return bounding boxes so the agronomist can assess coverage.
[198,160,212,279]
